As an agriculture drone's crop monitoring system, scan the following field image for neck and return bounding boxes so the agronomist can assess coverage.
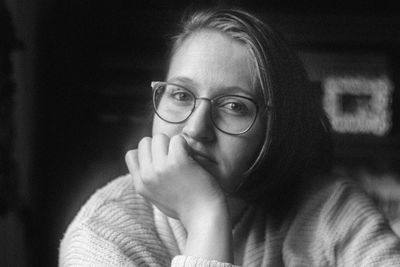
[227,196,247,227]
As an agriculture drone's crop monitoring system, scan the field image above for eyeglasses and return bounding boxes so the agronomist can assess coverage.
[151,81,259,135]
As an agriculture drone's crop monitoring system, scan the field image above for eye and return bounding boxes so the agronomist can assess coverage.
[164,84,193,104]
[219,100,249,115]
[226,102,244,111]
[171,91,191,101]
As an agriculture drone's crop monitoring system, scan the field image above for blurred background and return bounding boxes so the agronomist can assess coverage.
[1,0,400,266]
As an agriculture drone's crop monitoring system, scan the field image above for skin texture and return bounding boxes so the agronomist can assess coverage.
[125,30,266,263]
[157,30,266,193]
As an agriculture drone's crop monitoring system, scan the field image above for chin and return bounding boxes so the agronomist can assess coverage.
[218,173,243,193]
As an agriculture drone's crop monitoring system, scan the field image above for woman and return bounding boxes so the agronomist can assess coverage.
[59,7,400,266]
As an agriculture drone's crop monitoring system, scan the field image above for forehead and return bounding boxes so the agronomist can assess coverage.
[167,30,257,97]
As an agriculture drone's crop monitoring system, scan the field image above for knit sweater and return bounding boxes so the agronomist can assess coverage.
[59,175,400,266]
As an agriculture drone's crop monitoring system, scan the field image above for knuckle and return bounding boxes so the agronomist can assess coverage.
[154,133,169,142]
[124,150,130,161]
[153,164,164,176]
[138,136,151,148]
[140,171,152,185]
[125,150,136,165]
[171,135,186,149]
[140,168,160,187]
[168,157,181,170]
[169,136,179,149]
[170,134,180,143]
[154,161,171,177]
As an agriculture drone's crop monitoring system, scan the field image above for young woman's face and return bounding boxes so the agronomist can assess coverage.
[152,30,266,192]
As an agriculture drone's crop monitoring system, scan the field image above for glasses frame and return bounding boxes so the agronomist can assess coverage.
[151,81,260,136]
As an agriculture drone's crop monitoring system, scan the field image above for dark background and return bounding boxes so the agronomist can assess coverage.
[3,0,400,266]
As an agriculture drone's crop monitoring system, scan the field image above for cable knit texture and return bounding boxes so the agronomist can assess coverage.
[59,175,400,266]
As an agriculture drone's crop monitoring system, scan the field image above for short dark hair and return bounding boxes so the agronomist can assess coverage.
[168,7,333,207]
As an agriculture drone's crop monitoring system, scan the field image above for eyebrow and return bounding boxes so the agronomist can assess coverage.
[166,76,256,99]
[167,76,199,89]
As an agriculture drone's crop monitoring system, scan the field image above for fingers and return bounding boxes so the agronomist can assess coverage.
[125,149,145,193]
[129,134,190,184]
[152,134,170,165]
[125,149,139,175]
[169,134,190,161]
[138,137,152,174]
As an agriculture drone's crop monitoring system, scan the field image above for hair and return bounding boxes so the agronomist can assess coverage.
[167,7,333,211]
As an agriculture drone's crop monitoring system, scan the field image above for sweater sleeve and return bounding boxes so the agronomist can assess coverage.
[59,175,243,267]
[59,175,171,266]
[171,256,240,267]
[283,179,400,267]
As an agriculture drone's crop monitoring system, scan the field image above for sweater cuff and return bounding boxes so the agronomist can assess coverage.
[171,255,239,267]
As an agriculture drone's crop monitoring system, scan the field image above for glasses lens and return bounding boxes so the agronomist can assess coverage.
[212,96,257,134]
[153,84,194,123]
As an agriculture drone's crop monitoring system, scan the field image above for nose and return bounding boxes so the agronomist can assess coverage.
[182,99,216,142]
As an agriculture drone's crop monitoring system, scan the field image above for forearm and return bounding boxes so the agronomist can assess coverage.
[183,199,233,263]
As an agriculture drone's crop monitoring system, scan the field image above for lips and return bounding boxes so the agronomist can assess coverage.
[181,135,217,164]
[188,148,215,163]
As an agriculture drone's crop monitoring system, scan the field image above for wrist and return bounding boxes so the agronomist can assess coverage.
[183,198,233,263]
[182,196,229,232]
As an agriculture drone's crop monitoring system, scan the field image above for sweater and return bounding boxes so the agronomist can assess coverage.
[59,175,400,266]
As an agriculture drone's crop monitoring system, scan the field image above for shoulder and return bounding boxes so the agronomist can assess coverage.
[283,175,400,266]
[59,174,171,266]
[66,174,154,228]
[293,176,381,230]
[307,177,369,208]
[62,174,158,235]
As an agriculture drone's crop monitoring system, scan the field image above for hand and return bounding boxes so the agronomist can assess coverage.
[125,134,226,228]
[126,134,234,262]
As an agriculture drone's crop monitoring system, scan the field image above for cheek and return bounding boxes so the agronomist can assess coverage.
[220,137,261,173]
[216,137,261,192]
[152,115,183,137]
[218,117,266,176]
